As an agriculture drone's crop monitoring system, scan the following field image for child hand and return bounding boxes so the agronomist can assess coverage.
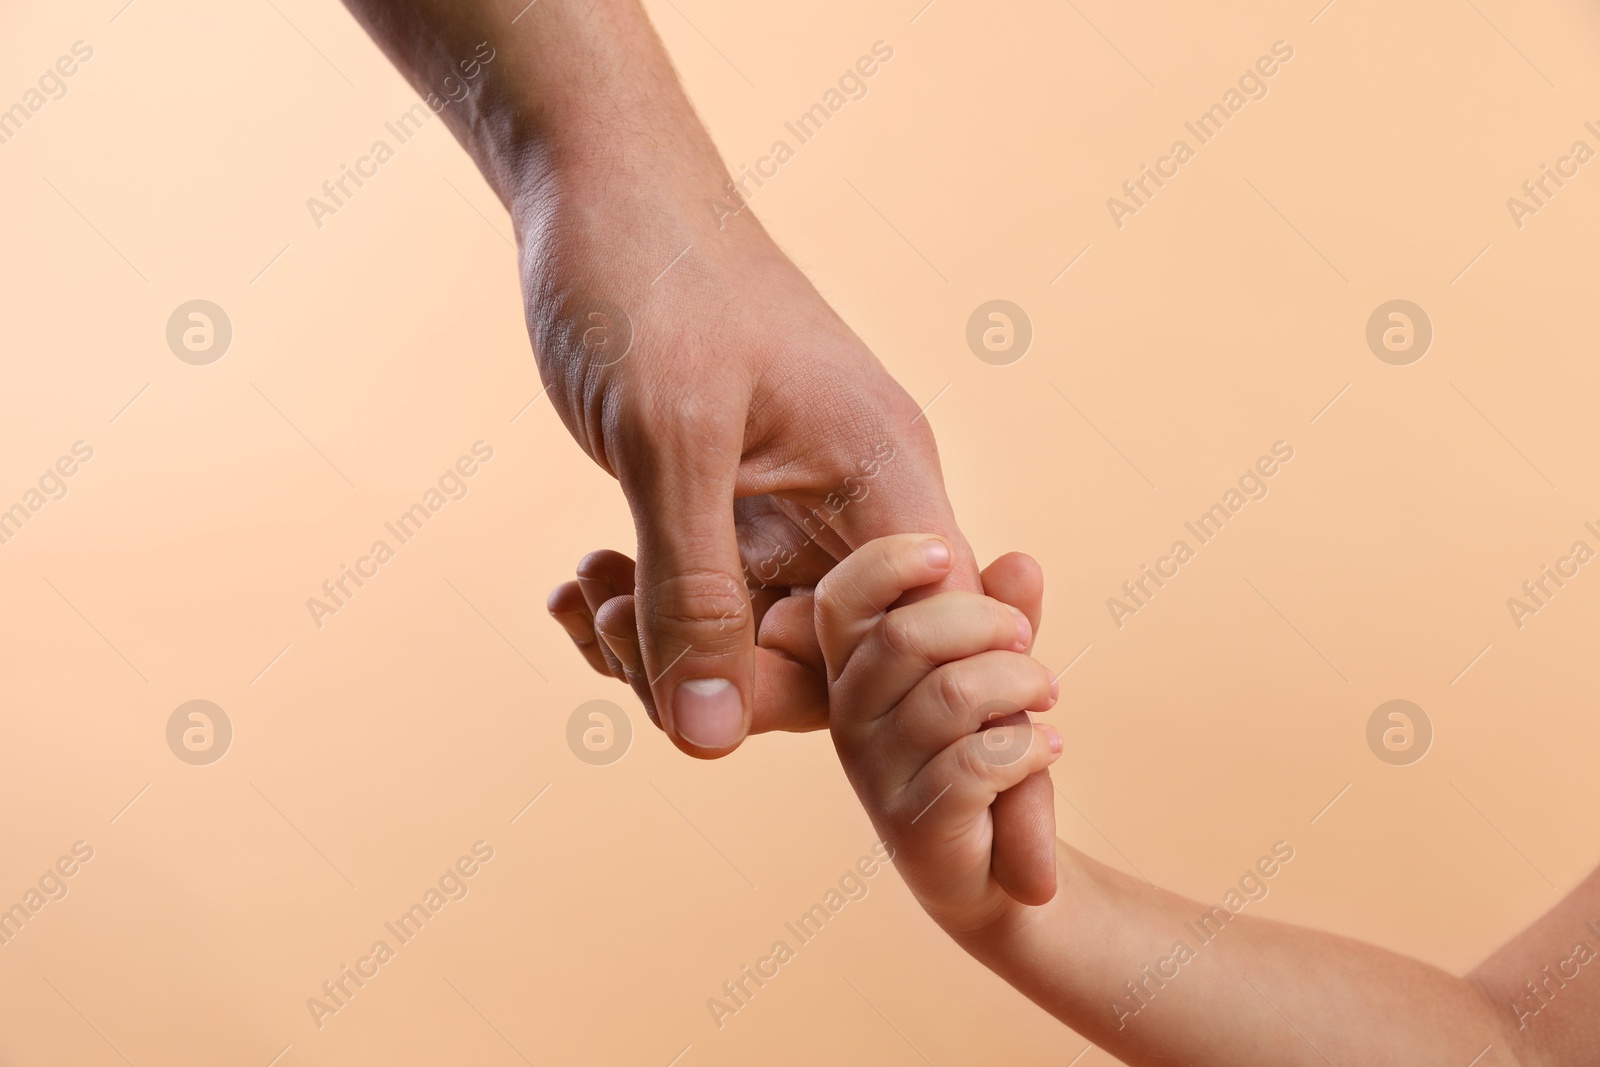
[814,534,1062,935]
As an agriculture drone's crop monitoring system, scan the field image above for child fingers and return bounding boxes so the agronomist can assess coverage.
[976,553,1058,906]
[868,650,1056,784]
[547,580,616,677]
[894,724,1062,840]
[834,593,1032,724]
[813,534,954,679]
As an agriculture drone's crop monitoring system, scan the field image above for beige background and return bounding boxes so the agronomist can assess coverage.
[3,0,1599,1063]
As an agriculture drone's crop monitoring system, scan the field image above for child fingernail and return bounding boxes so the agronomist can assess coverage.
[922,539,950,569]
[1049,676,1060,703]
[1045,727,1062,755]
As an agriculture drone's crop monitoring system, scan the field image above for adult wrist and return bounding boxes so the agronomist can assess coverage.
[501,120,751,272]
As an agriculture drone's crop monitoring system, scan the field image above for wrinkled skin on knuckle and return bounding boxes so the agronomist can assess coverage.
[609,369,752,492]
[523,245,716,484]
[658,383,733,439]
[640,568,752,656]
[603,383,665,486]
[520,235,626,461]
[527,328,631,475]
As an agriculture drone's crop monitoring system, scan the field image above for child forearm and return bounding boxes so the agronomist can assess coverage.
[800,533,1593,1063]
[956,841,1521,1067]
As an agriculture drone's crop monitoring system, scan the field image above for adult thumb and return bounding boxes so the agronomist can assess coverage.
[622,431,754,758]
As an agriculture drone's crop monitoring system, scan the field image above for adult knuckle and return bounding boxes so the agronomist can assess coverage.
[610,379,656,429]
[660,384,720,427]
[598,382,660,482]
[643,568,751,648]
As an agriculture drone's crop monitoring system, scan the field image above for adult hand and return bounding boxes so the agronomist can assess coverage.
[532,165,980,754]
[344,0,1056,902]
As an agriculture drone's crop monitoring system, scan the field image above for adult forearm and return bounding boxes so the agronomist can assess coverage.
[959,841,1517,1066]
[340,0,728,216]
[342,0,779,474]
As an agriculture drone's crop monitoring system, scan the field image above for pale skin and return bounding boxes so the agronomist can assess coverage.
[803,533,1600,1067]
